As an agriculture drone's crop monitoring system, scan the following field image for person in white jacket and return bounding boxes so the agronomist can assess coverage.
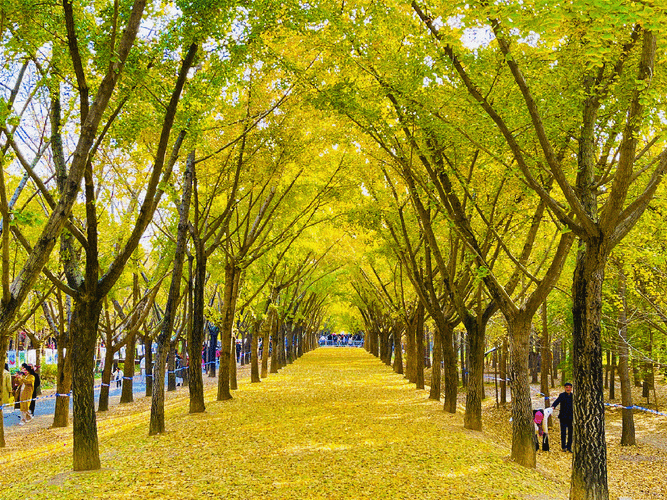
[533,406,554,451]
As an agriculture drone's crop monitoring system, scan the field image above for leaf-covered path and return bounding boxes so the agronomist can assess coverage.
[0,349,565,499]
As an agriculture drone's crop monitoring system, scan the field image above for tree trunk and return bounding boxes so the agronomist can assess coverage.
[53,330,73,427]
[424,329,432,368]
[251,320,261,383]
[616,264,636,446]
[405,314,416,383]
[460,331,467,388]
[530,344,539,384]
[393,323,403,375]
[71,298,103,471]
[463,314,484,431]
[604,350,610,390]
[97,344,114,412]
[120,329,136,403]
[570,241,608,500]
[278,322,287,369]
[144,334,153,398]
[188,232,206,412]
[207,325,218,377]
[230,333,238,390]
[442,322,458,413]
[632,357,641,387]
[120,272,139,403]
[415,302,425,390]
[429,326,441,400]
[642,330,654,402]
[261,308,273,378]
[149,340,168,435]
[149,151,192,434]
[371,325,379,358]
[167,343,176,391]
[508,314,536,468]
[500,336,508,406]
[181,338,189,387]
[217,262,239,401]
[286,325,294,364]
[270,317,279,374]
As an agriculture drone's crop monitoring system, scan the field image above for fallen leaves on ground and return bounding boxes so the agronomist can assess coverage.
[482,380,667,500]
[1,350,565,499]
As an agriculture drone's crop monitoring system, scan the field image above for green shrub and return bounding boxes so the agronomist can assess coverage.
[39,364,58,388]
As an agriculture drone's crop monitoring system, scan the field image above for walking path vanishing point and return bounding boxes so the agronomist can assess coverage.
[0,349,566,500]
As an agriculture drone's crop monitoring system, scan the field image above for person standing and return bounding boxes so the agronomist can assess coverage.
[552,382,573,452]
[140,356,146,383]
[29,365,41,417]
[113,366,123,388]
[2,363,12,408]
[14,364,35,425]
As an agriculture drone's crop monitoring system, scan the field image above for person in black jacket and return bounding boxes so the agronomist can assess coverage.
[552,382,573,452]
[27,364,40,417]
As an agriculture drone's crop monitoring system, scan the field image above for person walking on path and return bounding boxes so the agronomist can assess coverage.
[14,364,35,425]
[2,363,12,407]
[552,382,573,452]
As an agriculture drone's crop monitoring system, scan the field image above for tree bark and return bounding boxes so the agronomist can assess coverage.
[149,339,168,435]
[217,262,240,401]
[120,329,136,403]
[261,304,274,378]
[230,332,238,390]
[405,313,416,383]
[460,331,467,388]
[53,323,73,427]
[500,336,508,406]
[570,241,608,499]
[392,323,403,375]
[429,326,441,400]
[120,272,139,403]
[188,208,207,412]
[442,321,458,413]
[508,314,536,467]
[167,343,176,391]
[463,314,484,431]
[414,302,425,390]
[270,315,279,374]
[251,319,261,383]
[605,350,610,390]
[615,261,635,446]
[71,298,103,471]
[97,344,114,412]
[144,333,153,398]
[207,325,218,377]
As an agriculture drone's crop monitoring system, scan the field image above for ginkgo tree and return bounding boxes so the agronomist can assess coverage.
[407,2,667,498]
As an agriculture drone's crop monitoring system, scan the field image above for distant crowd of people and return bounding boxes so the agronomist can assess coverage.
[318,333,363,347]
